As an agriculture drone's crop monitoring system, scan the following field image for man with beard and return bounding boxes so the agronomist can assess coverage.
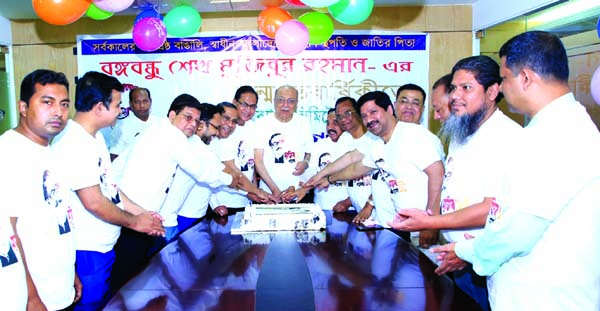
[388,55,522,311]
[306,91,444,248]
[434,31,600,311]
[394,83,427,124]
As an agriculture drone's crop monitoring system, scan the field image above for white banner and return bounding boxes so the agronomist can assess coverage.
[77,31,429,140]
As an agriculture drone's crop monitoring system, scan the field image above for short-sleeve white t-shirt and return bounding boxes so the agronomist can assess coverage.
[0,130,75,310]
[254,114,314,192]
[52,120,123,252]
[362,122,444,226]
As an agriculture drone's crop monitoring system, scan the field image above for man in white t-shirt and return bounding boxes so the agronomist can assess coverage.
[306,91,445,249]
[394,83,426,124]
[0,69,80,310]
[52,71,165,311]
[109,87,157,161]
[254,85,313,202]
[161,103,269,234]
[333,97,383,222]
[433,31,600,311]
[304,108,347,209]
[111,94,245,291]
[388,56,522,311]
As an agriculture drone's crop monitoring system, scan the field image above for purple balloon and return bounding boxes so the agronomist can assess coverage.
[134,9,163,25]
[133,18,167,52]
[275,19,309,56]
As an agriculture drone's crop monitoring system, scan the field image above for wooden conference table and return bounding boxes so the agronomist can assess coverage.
[105,210,482,311]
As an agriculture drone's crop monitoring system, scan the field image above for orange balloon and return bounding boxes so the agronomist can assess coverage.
[257,7,292,39]
[33,0,92,26]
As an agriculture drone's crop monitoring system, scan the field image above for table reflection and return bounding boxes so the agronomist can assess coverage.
[105,210,481,311]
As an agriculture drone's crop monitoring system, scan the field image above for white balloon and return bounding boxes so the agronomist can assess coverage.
[93,0,135,13]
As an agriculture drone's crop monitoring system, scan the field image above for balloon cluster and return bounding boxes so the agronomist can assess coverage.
[259,0,374,55]
[129,4,202,52]
[32,0,202,52]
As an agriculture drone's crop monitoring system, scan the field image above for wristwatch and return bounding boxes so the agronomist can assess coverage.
[367,198,375,206]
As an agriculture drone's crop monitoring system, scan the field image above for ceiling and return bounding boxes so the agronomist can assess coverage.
[0,0,476,20]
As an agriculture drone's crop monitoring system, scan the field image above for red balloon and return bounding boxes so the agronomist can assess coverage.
[285,0,306,6]
[257,7,292,39]
[32,0,91,26]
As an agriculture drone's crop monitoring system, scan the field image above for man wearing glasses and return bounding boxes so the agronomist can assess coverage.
[254,85,313,203]
[394,83,427,124]
[333,97,383,222]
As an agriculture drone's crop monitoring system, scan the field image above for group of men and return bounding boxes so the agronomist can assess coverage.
[307,30,600,311]
[1,30,598,311]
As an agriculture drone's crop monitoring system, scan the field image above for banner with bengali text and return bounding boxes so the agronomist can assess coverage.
[77,31,430,140]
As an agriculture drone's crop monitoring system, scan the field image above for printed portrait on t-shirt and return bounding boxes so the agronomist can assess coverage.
[99,157,121,205]
[42,170,72,235]
[318,152,342,187]
[374,158,398,194]
[0,234,18,267]
[238,140,254,172]
[269,133,285,163]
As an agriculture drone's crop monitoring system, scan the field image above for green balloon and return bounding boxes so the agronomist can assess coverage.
[328,0,374,26]
[86,3,113,21]
[164,5,202,37]
[298,12,334,45]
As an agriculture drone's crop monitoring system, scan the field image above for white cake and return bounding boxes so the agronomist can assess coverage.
[231,203,326,234]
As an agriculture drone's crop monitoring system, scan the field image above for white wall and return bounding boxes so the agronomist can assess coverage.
[0,16,11,45]
[472,0,560,31]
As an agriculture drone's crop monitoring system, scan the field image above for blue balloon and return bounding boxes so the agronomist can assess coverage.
[134,9,163,24]
[597,16,600,39]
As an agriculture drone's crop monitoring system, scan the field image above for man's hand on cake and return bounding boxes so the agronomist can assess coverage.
[214,205,228,217]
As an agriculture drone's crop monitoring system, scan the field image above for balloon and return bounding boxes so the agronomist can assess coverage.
[262,0,285,6]
[86,3,113,20]
[591,65,600,105]
[135,8,163,24]
[328,0,374,25]
[164,5,202,37]
[298,12,333,44]
[302,0,341,7]
[597,16,600,39]
[275,19,309,56]
[93,0,134,13]
[32,0,91,26]
[133,17,167,52]
[258,7,292,39]
[285,0,306,6]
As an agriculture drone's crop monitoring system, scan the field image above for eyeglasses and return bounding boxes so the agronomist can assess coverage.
[182,114,200,127]
[238,101,258,110]
[275,97,298,105]
[206,121,221,131]
[395,98,423,107]
[335,110,356,121]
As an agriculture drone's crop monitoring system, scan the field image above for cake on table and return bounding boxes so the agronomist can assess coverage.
[231,203,326,234]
